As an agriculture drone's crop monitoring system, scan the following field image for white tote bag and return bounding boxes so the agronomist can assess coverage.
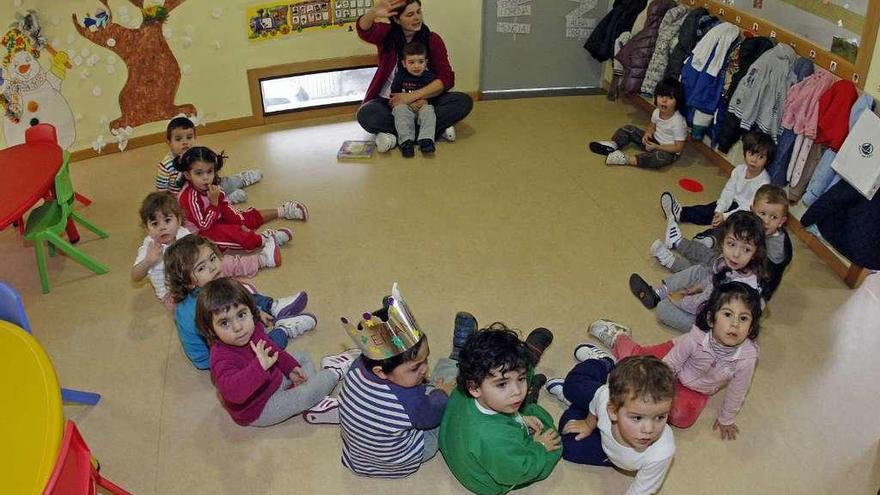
[831,110,880,200]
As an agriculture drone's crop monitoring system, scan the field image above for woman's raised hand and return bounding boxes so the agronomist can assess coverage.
[373,0,405,19]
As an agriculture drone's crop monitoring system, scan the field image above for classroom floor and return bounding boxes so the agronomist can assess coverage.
[3,96,879,495]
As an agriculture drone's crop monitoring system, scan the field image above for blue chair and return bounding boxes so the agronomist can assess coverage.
[0,281,101,405]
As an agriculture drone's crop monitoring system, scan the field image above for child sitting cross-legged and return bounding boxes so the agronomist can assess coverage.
[338,284,458,478]
[630,211,768,332]
[164,234,316,370]
[652,184,792,302]
[586,281,762,439]
[547,351,675,495]
[131,192,279,310]
[439,326,562,495]
[196,278,359,426]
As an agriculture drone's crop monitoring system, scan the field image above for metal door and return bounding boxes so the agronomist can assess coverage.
[481,0,609,98]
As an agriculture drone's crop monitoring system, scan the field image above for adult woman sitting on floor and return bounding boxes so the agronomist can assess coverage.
[356,0,473,152]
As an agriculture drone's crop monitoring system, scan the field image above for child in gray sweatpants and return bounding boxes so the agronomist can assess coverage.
[390,41,437,158]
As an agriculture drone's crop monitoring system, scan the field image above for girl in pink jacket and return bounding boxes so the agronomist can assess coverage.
[587,282,760,440]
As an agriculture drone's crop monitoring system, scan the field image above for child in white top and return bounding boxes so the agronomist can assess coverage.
[130,192,281,310]
[552,352,676,495]
[659,130,774,228]
[590,77,688,169]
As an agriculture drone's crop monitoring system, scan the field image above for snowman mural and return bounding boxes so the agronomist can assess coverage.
[1,27,76,149]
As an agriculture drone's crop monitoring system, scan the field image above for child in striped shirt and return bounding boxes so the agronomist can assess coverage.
[157,117,262,204]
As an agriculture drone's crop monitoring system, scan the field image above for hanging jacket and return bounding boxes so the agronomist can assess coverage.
[664,8,713,81]
[802,93,877,206]
[780,69,836,139]
[715,37,775,152]
[641,5,690,95]
[680,22,740,117]
[615,0,676,95]
[801,179,880,270]
[584,0,649,62]
[814,80,859,153]
[728,43,798,140]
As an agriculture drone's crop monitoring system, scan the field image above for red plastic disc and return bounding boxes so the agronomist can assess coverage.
[678,178,704,193]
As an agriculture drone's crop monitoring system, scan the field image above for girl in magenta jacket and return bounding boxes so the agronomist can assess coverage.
[588,282,760,440]
[195,278,359,426]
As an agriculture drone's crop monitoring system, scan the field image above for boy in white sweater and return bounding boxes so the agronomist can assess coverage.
[660,131,775,231]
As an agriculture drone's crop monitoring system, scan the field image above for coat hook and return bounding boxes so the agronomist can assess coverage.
[769,30,777,38]
[829,60,838,72]
[809,49,817,59]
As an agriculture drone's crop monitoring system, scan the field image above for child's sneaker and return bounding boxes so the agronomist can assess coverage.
[239,169,263,186]
[525,327,554,363]
[271,291,308,319]
[664,219,683,249]
[226,188,247,204]
[588,141,618,156]
[262,228,293,247]
[545,378,570,406]
[279,201,309,221]
[574,343,614,363]
[588,319,631,349]
[375,132,397,152]
[451,311,478,360]
[321,349,361,377]
[259,235,281,268]
[399,140,415,158]
[275,313,317,339]
[650,239,676,269]
[660,191,681,221]
[442,126,456,142]
[303,396,340,425]
[629,274,660,309]
[694,229,716,249]
[419,139,435,154]
[605,150,628,165]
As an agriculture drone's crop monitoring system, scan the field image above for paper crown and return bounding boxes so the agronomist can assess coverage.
[2,28,37,66]
[340,283,423,360]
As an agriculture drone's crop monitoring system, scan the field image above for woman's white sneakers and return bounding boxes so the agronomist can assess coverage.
[375,132,398,152]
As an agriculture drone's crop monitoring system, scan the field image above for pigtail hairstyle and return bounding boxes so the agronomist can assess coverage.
[695,281,762,340]
[195,278,260,345]
[163,234,222,303]
[712,211,769,286]
[172,146,227,186]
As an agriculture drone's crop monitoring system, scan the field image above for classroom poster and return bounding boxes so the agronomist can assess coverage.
[246,0,374,40]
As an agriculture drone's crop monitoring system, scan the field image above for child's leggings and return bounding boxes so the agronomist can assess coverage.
[249,351,338,427]
[200,208,265,252]
[611,125,679,169]
[557,357,616,465]
[612,335,709,428]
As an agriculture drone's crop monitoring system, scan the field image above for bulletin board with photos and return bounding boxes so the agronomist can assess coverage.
[246,0,375,40]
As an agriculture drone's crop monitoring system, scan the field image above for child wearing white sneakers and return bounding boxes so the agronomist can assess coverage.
[589,77,687,169]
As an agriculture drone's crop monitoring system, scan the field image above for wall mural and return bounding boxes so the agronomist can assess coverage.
[73,0,196,132]
[1,12,76,149]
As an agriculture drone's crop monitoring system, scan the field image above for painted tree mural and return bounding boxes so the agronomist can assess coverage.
[72,0,196,130]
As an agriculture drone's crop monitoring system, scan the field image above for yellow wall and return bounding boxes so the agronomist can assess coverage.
[0,0,482,150]
[865,24,880,99]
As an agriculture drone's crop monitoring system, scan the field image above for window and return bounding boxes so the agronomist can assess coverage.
[259,66,377,115]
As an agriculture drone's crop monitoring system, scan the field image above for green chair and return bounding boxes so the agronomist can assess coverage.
[23,152,108,293]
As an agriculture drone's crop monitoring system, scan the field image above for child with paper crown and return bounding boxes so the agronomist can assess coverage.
[337,283,458,478]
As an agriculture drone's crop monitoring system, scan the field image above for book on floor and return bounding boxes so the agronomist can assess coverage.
[337,140,376,160]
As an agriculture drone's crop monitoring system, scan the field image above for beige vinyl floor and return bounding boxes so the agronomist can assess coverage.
[3,96,879,495]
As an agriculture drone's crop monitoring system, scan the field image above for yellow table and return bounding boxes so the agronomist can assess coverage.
[0,320,64,495]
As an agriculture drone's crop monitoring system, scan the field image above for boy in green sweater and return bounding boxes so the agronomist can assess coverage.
[439,327,562,495]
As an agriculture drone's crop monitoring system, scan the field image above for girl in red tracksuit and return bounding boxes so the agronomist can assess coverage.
[175,146,308,252]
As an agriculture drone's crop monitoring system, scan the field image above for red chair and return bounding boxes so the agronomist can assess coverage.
[42,421,133,495]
